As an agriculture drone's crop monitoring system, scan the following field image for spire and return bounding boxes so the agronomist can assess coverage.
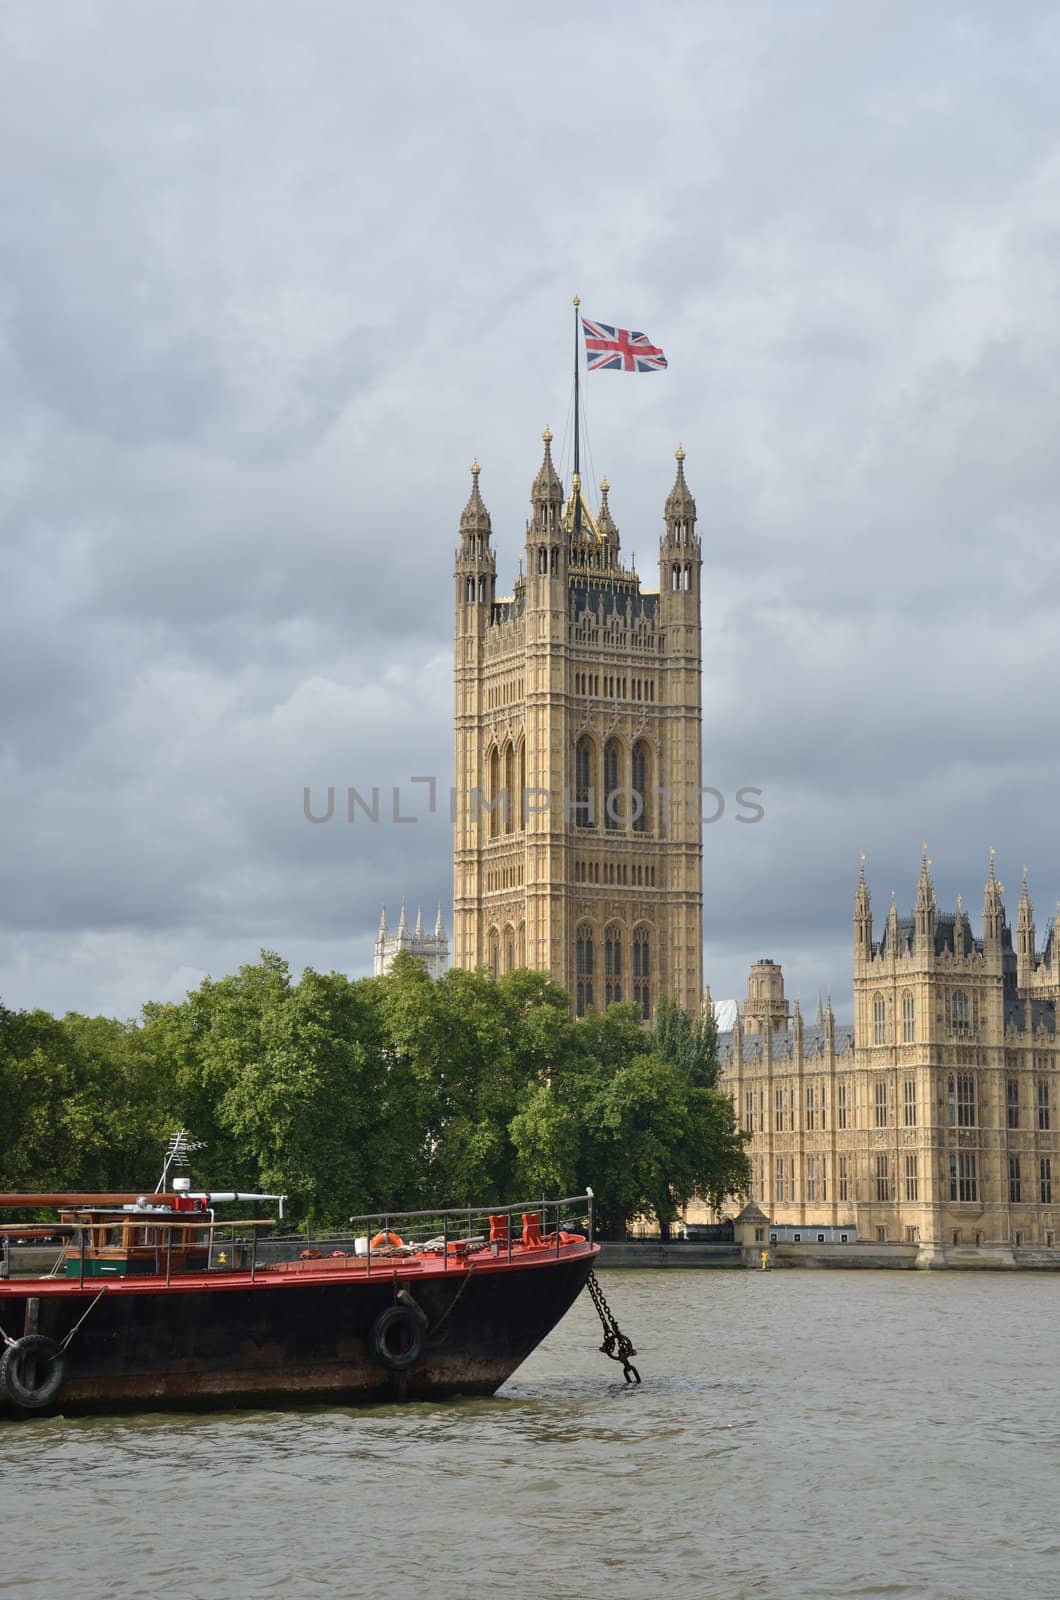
[398,898,408,936]
[414,906,424,937]
[530,424,564,516]
[459,459,492,538]
[916,846,936,912]
[664,443,697,527]
[597,475,619,552]
[854,853,872,961]
[435,903,445,938]
[983,848,1003,948]
[1016,866,1036,982]
[815,990,823,1028]
[915,845,937,953]
[377,904,388,938]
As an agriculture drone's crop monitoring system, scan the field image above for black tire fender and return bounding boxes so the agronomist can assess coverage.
[1,1334,66,1410]
[371,1304,425,1372]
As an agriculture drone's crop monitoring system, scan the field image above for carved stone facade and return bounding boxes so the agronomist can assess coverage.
[717,856,1060,1256]
[373,902,449,980]
[452,433,703,1016]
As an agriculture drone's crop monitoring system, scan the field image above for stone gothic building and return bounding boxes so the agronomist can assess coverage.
[717,855,1060,1258]
[373,902,449,980]
[452,431,703,1016]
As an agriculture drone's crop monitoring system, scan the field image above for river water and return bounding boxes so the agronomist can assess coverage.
[3,1268,1058,1600]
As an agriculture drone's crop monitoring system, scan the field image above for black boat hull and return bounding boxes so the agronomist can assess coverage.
[0,1246,598,1416]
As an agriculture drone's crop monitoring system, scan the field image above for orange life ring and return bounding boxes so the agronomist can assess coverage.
[370,1231,403,1250]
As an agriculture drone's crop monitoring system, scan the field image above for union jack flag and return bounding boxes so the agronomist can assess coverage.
[581,316,668,373]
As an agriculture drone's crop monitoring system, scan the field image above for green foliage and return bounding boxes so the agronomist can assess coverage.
[1,965,748,1238]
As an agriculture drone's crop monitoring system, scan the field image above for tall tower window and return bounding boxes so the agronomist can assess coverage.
[488,928,500,980]
[956,1073,976,1127]
[1040,1157,1053,1204]
[604,925,623,1006]
[903,1079,917,1127]
[1009,1155,1022,1204]
[904,1154,918,1202]
[505,925,515,972]
[504,743,515,835]
[873,995,885,1044]
[488,747,503,839]
[1038,1081,1051,1131]
[902,992,915,1042]
[576,924,594,1017]
[950,1152,978,1202]
[604,740,621,832]
[518,741,526,830]
[575,737,596,830]
[631,741,649,833]
[951,990,969,1029]
[1007,1077,1020,1129]
[632,926,651,1019]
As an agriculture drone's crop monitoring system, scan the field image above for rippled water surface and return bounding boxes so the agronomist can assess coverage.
[4,1269,1059,1600]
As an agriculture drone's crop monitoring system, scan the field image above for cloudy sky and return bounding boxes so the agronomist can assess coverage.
[2,1,1059,1021]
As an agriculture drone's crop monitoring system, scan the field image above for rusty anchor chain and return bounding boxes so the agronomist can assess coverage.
[586,1269,641,1384]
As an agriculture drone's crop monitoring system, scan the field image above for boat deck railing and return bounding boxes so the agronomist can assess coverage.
[1,1193,595,1285]
[267,1191,595,1276]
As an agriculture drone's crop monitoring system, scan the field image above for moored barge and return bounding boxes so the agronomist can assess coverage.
[0,1189,599,1417]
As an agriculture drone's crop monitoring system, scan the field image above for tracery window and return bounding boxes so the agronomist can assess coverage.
[631,742,649,833]
[1009,1155,1022,1204]
[604,739,621,832]
[902,992,915,1042]
[873,995,885,1045]
[575,924,594,1018]
[956,1073,976,1127]
[604,925,623,1007]
[903,1079,916,1127]
[904,1154,918,1202]
[951,990,969,1028]
[575,736,596,829]
[632,926,651,1019]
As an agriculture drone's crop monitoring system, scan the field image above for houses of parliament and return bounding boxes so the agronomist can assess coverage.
[449,431,1060,1256]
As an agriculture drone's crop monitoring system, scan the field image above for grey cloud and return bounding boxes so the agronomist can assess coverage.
[2,0,1060,1019]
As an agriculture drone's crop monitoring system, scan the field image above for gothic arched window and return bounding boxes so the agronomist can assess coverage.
[575,736,596,829]
[902,992,915,1042]
[631,741,649,833]
[518,740,526,830]
[576,924,594,1017]
[488,747,502,839]
[505,924,515,973]
[873,994,885,1044]
[632,925,651,1019]
[605,925,623,1007]
[504,743,515,835]
[604,739,621,831]
[952,990,969,1028]
[488,927,500,981]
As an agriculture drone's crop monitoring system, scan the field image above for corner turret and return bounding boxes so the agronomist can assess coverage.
[454,459,497,628]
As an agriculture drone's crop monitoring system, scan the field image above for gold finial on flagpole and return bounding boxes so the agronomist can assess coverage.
[573,294,581,309]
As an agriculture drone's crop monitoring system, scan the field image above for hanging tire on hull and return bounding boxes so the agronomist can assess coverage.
[1,1335,66,1409]
[371,1303,425,1372]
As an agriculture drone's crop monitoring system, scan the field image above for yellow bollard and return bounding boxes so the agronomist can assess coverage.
[759,1249,769,1270]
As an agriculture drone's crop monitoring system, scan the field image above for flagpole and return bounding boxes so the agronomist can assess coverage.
[572,294,582,541]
